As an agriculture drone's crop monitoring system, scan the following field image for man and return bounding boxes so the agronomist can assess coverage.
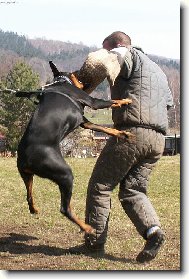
[70,31,173,262]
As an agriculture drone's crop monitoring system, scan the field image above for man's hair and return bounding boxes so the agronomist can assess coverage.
[103,31,131,48]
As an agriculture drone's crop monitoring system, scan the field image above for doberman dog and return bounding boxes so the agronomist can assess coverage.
[17,61,132,234]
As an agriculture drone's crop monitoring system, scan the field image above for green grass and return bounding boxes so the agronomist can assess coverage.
[0,155,180,270]
[84,108,113,124]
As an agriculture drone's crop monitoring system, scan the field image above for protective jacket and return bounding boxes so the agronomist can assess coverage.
[111,47,173,135]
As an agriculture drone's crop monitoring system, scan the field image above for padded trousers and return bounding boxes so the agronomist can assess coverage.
[85,127,165,246]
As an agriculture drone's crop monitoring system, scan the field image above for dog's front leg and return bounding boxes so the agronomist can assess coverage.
[81,120,134,139]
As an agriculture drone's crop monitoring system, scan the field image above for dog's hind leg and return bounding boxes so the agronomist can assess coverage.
[59,181,94,234]
[58,171,94,235]
[46,155,94,234]
[19,170,39,214]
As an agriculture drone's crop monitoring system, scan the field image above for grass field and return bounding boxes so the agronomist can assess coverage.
[0,155,180,270]
[84,107,113,124]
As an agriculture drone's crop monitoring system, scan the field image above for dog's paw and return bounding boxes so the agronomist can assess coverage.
[81,224,96,235]
[30,207,39,214]
[117,131,135,141]
[111,98,132,107]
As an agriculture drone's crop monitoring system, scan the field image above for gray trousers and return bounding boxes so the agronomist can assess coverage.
[85,127,165,247]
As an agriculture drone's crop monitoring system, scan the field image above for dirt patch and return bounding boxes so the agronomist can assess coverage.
[0,223,180,271]
[0,224,138,271]
[0,224,83,270]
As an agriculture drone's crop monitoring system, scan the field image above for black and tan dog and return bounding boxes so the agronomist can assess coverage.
[17,61,132,234]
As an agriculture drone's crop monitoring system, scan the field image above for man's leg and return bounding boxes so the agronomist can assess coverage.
[118,158,161,238]
[118,130,165,262]
[84,136,137,250]
[68,136,135,255]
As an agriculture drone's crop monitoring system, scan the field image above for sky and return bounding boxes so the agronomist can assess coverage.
[0,0,181,59]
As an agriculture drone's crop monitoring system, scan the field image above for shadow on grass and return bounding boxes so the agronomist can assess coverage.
[0,233,66,256]
[0,233,135,264]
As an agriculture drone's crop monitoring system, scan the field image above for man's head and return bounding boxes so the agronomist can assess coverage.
[102,31,131,50]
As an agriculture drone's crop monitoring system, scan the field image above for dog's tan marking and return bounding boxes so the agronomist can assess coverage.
[70,73,84,89]
[82,121,133,139]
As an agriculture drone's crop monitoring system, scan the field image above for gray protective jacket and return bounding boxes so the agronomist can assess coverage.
[111,47,173,135]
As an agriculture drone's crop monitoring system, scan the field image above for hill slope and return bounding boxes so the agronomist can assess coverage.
[0,30,180,132]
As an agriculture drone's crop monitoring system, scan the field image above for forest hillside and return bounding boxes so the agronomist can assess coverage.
[0,30,180,132]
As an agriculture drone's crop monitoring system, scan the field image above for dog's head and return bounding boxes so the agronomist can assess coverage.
[74,49,121,94]
[49,61,83,89]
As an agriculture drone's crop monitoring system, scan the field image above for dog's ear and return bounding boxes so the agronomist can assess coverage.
[49,61,61,78]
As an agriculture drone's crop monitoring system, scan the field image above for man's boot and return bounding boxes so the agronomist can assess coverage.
[136,229,165,263]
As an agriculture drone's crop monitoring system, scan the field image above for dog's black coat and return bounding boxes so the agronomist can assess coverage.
[17,70,116,232]
[17,81,114,176]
